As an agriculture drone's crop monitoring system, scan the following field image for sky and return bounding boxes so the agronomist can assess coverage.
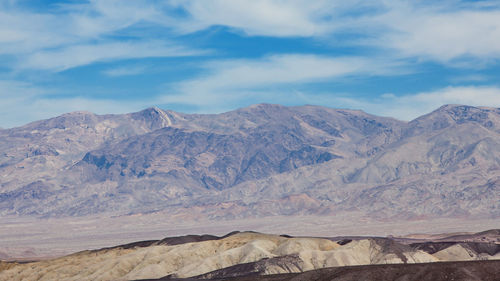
[1,0,500,128]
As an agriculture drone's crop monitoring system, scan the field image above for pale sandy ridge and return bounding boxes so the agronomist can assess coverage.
[2,231,498,281]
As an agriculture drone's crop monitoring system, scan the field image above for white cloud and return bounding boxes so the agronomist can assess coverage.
[2,0,500,73]
[0,80,50,127]
[1,0,500,128]
[448,74,489,84]
[383,86,500,120]
[0,0,171,50]
[306,86,500,121]
[0,79,156,128]
[190,55,372,88]
[158,54,407,110]
[102,65,148,77]
[25,97,151,121]
[170,0,339,37]
[0,1,199,72]
[159,53,500,119]
[21,41,201,72]
[2,77,499,128]
[0,10,72,54]
[171,0,500,62]
[376,5,500,62]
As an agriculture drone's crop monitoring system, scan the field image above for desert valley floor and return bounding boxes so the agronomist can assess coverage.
[1,226,499,281]
[1,214,498,261]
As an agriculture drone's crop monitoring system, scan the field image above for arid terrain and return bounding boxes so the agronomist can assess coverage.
[1,230,499,281]
[3,0,500,279]
[1,214,499,262]
[0,104,499,261]
[140,261,500,281]
[1,104,500,220]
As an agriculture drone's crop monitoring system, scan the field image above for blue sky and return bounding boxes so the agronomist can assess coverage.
[1,0,500,127]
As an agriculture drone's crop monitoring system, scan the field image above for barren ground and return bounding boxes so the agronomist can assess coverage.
[0,213,498,260]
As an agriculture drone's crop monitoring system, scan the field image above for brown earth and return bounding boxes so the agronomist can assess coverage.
[0,262,17,272]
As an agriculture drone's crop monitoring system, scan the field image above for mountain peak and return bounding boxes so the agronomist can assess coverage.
[59,110,96,117]
[131,106,172,128]
[434,104,498,114]
[406,104,498,136]
[1,103,499,221]
[246,103,284,108]
[138,106,164,115]
[431,104,496,122]
[242,103,288,112]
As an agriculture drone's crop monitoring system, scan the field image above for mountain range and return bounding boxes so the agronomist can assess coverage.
[0,104,499,220]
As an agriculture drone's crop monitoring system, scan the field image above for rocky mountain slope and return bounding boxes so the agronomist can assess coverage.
[0,104,499,219]
[1,230,499,281]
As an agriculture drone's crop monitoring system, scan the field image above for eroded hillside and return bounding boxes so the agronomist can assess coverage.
[1,230,499,281]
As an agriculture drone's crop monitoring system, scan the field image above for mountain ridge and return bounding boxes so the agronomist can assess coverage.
[0,104,498,220]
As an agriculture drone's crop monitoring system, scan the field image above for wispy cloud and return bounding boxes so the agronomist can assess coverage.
[307,86,500,121]
[20,41,201,72]
[448,74,489,84]
[2,0,500,72]
[375,4,500,63]
[3,78,499,128]
[158,53,500,119]
[1,0,500,128]
[381,86,500,120]
[0,79,156,128]
[102,65,148,77]
[0,1,201,72]
[169,0,340,37]
[171,0,500,63]
[158,54,408,110]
